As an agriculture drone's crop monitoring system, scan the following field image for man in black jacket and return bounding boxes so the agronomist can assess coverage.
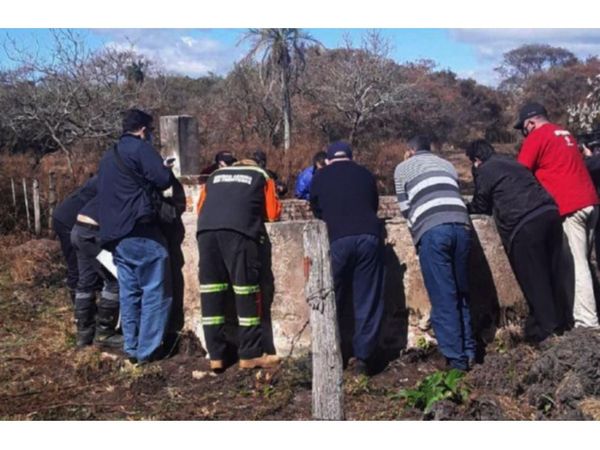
[466,139,565,342]
[70,195,122,349]
[310,141,384,375]
[52,176,98,304]
[581,134,600,268]
[97,109,174,364]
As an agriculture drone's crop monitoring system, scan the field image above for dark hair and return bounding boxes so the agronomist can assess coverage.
[252,150,267,167]
[466,139,495,163]
[313,151,327,167]
[408,135,431,152]
[215,150,236,165]
[122,109,153,133]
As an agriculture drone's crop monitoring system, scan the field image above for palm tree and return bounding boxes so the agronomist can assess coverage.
[125,60,146,85]
[240,28,321,151]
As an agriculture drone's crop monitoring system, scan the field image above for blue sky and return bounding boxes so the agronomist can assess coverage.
[2,28,600,86]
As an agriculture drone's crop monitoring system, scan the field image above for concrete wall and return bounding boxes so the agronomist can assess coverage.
[180,200,526,357]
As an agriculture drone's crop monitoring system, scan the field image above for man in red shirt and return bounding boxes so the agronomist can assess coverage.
[515,102,600,329]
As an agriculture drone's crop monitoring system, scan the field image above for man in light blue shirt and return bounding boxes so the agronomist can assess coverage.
[295,151,327,200]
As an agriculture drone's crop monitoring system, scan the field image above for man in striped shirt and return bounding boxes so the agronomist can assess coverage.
[394,135,475,371]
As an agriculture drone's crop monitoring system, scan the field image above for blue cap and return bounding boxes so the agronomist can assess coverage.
[326,141,353,160]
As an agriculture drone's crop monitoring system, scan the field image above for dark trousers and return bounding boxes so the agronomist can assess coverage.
[418,223,475,370]
[198,230,263,360]
[330,234,385,362]
[508,210,565,341]
[53,219,78,292]
[70,223,120,327]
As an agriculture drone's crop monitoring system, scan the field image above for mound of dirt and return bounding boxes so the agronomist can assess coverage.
[7,239,63,285]
[466,328,600,420]
[522,328,600,419]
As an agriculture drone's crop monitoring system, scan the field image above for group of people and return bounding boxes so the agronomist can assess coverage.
[53,102,600,376]
[53,109,180,364]
[347,101,600,374]
[306,101,600,375]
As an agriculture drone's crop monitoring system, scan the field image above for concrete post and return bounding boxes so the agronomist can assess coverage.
[159,115,201,177]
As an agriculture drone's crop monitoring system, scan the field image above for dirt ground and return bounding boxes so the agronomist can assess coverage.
[2,237,600,421]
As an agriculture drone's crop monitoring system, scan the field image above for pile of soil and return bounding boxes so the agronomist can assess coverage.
[522,328,600,419]
[429,328,600,421]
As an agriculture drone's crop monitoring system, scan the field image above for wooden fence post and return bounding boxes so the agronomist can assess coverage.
[48,172,57,232]
[22,178,31,231]
[11,177,17,216]
[33,178,41,235]
[303,220,344,420]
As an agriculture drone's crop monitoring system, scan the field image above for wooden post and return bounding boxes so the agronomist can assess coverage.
[48,172,57,232]
[22,178,31,231]
[11,177,17,216]
[33,178,41,235]
[302,220,344,420]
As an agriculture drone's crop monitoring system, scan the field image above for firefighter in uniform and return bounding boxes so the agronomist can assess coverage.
[196,159,282,372]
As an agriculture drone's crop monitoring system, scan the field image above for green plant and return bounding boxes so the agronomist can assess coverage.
[494,335,508,354]
[392,369,470,414]
[539,394,556,415]
[415,336,431,351]
[346,374,371,396]
[261,385,275,398]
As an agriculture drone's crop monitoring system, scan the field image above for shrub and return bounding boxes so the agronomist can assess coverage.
[393,369,470,413]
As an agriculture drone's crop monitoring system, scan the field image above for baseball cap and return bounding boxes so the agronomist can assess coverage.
[326,141,353,160]
[514,102,548,130]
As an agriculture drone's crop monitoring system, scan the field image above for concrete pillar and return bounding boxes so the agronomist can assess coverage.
[159,115,201,177]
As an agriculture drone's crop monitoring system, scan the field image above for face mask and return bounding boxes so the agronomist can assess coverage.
[521,121,535,138]
[145,131,153,145]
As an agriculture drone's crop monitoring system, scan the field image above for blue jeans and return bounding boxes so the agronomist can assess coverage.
[330,234,385,362]
[114,224,173,362]
[418,223,475,370]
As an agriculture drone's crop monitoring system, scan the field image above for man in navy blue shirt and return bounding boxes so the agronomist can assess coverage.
[97,109,174,364]
[295,151,326,200]
[310,141,385,375]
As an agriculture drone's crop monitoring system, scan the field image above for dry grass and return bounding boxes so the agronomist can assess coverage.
[579,398,600,420]
[7,239,63,285]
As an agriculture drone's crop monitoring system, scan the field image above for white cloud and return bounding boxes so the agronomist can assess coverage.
[449,29,600,86]
[451,28,600,61]
[455,67,502,87]
[95,29,244,77]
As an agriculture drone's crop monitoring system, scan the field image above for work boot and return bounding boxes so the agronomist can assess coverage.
[94,304,123,349]
[239,353,281,369]
[350,359,369,377]
[74,297,96,348]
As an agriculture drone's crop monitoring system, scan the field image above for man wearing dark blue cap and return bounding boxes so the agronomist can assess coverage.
[309,141,384,375]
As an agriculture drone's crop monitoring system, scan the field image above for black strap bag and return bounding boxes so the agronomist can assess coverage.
[112,144,179,225]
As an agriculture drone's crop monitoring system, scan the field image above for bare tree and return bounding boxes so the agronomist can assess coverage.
[0,30,157,176]
[306,31,417,144]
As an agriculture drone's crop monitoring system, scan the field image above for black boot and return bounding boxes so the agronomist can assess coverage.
[74,294,96,348]
[94,304,123,349]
